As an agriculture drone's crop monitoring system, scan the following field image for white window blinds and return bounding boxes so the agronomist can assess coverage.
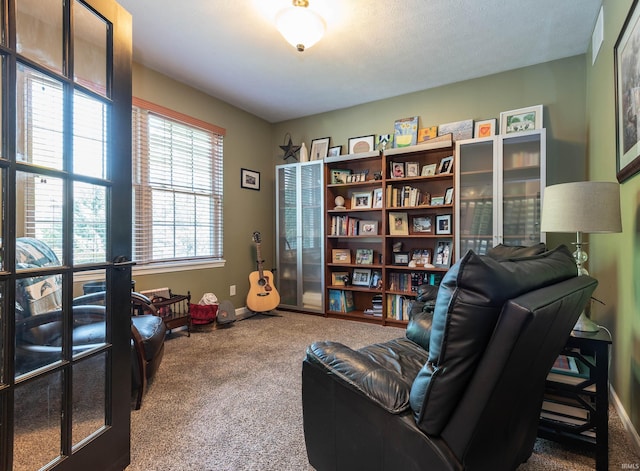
[132,99,224,265]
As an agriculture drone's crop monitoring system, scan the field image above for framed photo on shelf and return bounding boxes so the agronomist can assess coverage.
[411,248,432,267]
[421,163,437,176]
[434,239,453,268]
[328,145,342,157]
[390,161,405,178]
[499,105,543,134]
[431,196,444,206]
[352,268,372,286]
[330,169,351,184]
[332,248,351,264]
[358,220,378,235]
[355,248,374,264]
[417,126,438,143]
[405,162,420,177]
[393,251,410,265]
[616,2,640,182]
[370,270,382,289]
[372,188,384,208]
[474,118,496,138]
[438,156,454,174]
[241,168,260,190]
[388,212,409,235]
[436,214,452,235]
[348,134,375,154]
[444,187,454,205]
[331,271,349,286]
[412,216,433,234]
[351,191,372,209]
[310,137,330,160]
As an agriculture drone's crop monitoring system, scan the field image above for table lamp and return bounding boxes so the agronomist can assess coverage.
[540,181,622,332]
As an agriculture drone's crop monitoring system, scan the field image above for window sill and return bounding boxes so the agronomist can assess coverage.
[132,259,226,276]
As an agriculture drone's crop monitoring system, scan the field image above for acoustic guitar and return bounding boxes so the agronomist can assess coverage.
[246,231,280,312]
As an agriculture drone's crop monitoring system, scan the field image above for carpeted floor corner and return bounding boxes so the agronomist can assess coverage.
[128,310,640,470]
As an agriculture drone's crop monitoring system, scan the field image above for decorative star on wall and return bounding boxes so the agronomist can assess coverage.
[280,137,301,161]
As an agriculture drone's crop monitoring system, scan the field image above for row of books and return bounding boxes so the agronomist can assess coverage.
[330,215,362,236]
[386,185,427,208]
[387,294,412,321]
[363,294,383,317]
[387,272,443,292]
[328,289,354,312]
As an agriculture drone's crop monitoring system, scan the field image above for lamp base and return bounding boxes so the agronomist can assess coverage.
[573,311,599,332]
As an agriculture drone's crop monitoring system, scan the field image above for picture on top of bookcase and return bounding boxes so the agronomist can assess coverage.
[389,212,409,235]
[499,105,542,134]
[417,126,438,143]
[348,135,375,154]
[394,116,418,148]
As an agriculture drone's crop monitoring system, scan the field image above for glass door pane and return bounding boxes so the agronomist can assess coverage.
[16,0,63,74]
[300,161,323,311]
[456,138,495,257]
[501,131,544,246]
[276,165,299,306]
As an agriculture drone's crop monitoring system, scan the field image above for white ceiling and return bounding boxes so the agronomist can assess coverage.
[117,0,603,124]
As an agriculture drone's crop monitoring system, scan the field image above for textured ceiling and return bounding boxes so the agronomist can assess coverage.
[117,0,602,123]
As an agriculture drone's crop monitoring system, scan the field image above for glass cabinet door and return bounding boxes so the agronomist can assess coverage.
[500,130,545,247]
[300,161,323,311]
[276,165,299,306]
[456,138,496,257]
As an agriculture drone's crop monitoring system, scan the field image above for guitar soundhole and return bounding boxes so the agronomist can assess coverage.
[258,278,266,286]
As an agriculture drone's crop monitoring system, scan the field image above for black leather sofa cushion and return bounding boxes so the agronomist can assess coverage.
[306,338,428,414]
[485,242,547,260]
[410,245,578,435]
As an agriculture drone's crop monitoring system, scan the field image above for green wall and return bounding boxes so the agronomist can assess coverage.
[587,0,640,438]
[131,63,274,306]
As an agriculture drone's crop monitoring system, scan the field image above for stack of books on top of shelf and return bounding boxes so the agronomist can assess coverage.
[328,289,354,313]
[364,294,383,317]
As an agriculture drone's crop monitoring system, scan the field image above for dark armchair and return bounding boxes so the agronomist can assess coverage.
[14,237,165,409]
[302,246,597,470]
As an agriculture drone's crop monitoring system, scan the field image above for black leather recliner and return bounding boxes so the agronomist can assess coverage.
[302,245,597,471]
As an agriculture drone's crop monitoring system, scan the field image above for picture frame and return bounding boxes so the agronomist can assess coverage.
[434,240,453,268]
[615,1,640,182]
[417,126,438,143]
[444,187,454,205]
[310,137,330,160]
[411,216,433,234]
[330,169,352,184]
[351,191,372,209]
[328,145,342,158]
[331,271,349,286]
[394,116,419,148]
[421,163,437,176]
[390,161,405,178]
[411,248,432,267]
[431,196,444,206]
[393,251,410,265]
[438,119,473,141]
[348,134,375,154]
[438,156,454,174]
[370,270,382,289]
[405,162,420,177]
[436,214,452,235]
[372,188,384,208]
[474,118,496,138]
[388,212,409,235]
[241,168,260,190]
[351,268,372,286]
[332,248,351,264]
[499,105,543,134]
[358,219,378,235]
[355,248,374,264]
[377,134,392,151]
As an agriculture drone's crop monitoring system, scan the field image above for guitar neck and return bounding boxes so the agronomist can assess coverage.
[255,241,265,276]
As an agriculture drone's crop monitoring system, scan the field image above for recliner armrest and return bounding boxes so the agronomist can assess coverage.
[306,341,411,413]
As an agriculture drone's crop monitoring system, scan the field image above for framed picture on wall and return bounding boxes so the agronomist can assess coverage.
[241,168,260,190]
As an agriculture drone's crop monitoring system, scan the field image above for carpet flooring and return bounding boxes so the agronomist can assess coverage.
[129,310,640,470]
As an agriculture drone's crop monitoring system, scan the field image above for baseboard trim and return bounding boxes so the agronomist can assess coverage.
[236,306,252,320]
[611,386,640,457]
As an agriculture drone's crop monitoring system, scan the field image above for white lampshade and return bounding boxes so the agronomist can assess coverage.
[276,0,325,52]
[541,181,622,234]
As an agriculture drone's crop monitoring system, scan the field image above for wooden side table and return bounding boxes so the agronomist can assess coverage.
[538,328,612,470]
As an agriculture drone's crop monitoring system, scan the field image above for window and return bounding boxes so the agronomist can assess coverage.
[131,98,224,267]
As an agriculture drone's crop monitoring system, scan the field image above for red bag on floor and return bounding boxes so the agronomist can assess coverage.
[189,303,217,325]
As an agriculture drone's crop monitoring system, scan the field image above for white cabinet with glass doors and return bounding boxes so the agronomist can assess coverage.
[454,129,546,259]
[275,160,324,313]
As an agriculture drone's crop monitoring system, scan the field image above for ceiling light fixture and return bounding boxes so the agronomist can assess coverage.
[276,0,325,52]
